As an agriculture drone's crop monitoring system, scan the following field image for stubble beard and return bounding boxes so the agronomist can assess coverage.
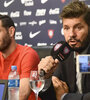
[0,33,11,52]
[67,33,90,53]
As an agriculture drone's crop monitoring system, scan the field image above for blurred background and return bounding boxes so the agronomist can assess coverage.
[0,0,90,58]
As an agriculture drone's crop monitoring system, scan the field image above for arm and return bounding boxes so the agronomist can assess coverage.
[19,78,31,100]
[83,93,90,100]
[61,92,90,100]
[38,56,59,100]
[39,82,57,100]
[63,93,83,100]
[52,76,90,100]
[19,47,40,100]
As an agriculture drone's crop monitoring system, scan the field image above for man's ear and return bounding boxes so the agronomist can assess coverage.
[9,26,15,37]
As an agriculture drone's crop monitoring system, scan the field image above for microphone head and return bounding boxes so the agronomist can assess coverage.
[51,41,72,61]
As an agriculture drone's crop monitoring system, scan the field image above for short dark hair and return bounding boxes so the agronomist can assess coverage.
[60,0,90,26]
[0,14,15,28]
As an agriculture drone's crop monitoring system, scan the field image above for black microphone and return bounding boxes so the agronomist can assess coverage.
[39,41,72,77]
[51,41,72,61]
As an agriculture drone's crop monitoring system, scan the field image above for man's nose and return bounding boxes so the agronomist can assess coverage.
[69,29,76,37]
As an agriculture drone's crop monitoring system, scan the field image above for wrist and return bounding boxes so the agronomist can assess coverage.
[61,93,68,100]
[56,93,67,100]
[56,94,61,100]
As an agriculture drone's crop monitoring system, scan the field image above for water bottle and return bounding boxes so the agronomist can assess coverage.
[8,65,19,100]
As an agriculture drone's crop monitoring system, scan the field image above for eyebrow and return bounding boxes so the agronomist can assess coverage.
[63,23,82,28]
[74,23,82,26]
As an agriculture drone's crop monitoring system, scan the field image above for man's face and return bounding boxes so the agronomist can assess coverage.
[0,20,11,52]
[63,16,89,52]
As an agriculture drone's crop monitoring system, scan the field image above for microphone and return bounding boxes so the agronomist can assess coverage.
[51,41,72,61]
[39,41,72,77]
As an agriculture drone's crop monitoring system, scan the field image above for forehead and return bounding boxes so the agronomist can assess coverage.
[62,16,86,26]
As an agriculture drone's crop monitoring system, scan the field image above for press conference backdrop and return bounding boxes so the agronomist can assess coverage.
[0,0,89,47]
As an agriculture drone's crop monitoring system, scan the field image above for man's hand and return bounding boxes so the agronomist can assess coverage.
[52,76,69,100]
[38,56,59,78]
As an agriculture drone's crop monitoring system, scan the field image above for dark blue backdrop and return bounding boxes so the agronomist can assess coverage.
[0,0,89,47]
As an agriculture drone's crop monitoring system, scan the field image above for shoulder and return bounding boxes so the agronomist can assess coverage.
[17,44,38,54]
[17,44,40,60]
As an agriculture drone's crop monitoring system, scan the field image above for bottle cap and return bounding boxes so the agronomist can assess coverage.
[11,65,17,70]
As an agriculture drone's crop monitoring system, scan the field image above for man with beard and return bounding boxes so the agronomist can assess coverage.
[0,15,41,100]
[38,1,90,100]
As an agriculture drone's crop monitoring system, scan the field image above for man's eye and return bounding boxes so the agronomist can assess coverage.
[64,27,69,30]
[76,26,83,30]
[78,26,81,29]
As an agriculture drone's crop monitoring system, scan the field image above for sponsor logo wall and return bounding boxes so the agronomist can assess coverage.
[0,0,89,47]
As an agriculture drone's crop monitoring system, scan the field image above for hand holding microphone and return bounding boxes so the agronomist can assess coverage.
[39,41,72,77]
[38,56,59,78]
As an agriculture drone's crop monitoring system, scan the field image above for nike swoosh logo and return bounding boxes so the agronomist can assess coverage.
[4,0,14,7]
[29,31,41,38]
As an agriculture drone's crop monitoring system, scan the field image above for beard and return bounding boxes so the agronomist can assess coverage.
[0,32,11,52]
[67,32,90,53]
[72,39,89,53]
